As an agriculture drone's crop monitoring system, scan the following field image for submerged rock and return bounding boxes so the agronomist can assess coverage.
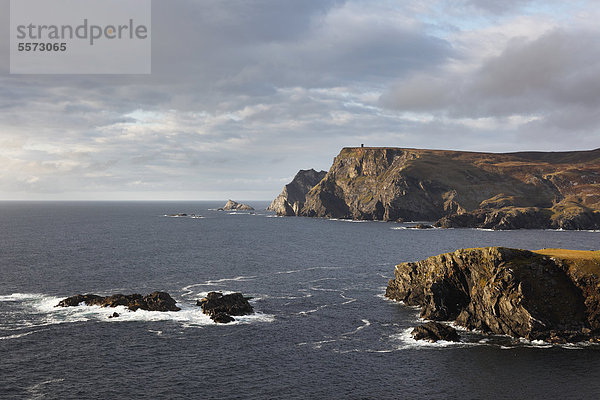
[386,247,600,343]
[196,292,254,323]
[407,224,434,229]
[411,322,460,342]
[57,291,181,312]
[222,200,254,211]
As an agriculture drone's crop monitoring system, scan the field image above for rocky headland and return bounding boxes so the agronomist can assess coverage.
[272,147,600,230]
[220,199,255,211]
[386,247,600,343]
[267,169,327,216]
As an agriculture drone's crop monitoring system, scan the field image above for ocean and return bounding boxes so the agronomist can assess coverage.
[1,201,599,399]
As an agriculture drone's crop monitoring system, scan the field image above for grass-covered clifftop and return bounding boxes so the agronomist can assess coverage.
[298,147,600,229]
[385,247,600,343]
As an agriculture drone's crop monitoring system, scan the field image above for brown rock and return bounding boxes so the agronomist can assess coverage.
[386,247,600,343]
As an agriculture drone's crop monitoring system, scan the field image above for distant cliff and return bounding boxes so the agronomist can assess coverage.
[268,169,327,216]
[386,247,600,343]
[295,147,600,230]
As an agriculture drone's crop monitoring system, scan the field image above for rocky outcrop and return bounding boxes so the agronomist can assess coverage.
[57,291,181,312]
[411,322,460,342]
[221,200,254,211]
[268,169,327,216]
[196,292,254,323]
[298,147,600,229]
[386,247,600,343]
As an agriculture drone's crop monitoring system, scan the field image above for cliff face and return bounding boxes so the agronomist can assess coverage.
[385,247,600,343]
[268,169,327,216]
[298,147,600,229]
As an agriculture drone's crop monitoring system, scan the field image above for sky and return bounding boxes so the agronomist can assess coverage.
[1,0,599,200]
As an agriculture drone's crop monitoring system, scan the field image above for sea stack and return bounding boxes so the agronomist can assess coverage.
[221,199,255,211]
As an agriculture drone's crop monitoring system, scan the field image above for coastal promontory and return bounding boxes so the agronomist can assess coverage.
[273,147,600,230]
[385,247,600,343]
[267,169,327,216]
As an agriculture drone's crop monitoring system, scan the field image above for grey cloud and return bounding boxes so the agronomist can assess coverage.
[381,28,600,128]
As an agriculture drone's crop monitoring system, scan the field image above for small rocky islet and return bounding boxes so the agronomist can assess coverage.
[219,199,254,211]
[57,291,253,324]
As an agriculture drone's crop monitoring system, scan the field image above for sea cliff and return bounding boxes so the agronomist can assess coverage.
[385,247,600,343]
[267,169,327,216]
[282,147,600,229]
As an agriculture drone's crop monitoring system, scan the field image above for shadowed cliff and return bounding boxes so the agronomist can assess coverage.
[385,247,600,343]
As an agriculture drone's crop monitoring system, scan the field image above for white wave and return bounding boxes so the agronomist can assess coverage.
[2,292,273,329]
[27,378,65,399]
[326,218,367,223]
[181,276,258,295]
[266,215,283,218]
[0,293,49,302]
[391,327,473,349]
[0,330,38,340]
[342,319,371,336]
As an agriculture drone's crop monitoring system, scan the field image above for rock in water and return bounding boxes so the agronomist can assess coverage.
[411,322,460,342]
[196,292,254,323]
[297,146,600,230]
[386,247,600,343]
[221,199,254,211]
[57,291,180,312]
[268,169,327,216]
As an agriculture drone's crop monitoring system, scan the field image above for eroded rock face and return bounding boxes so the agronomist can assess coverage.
[222,200,254,211]
[268,169,327,216]
[196,292,254,323]
[297,147,600,229]
[411,322,460,342]
[57,291,181,312]
[386,247,600,343]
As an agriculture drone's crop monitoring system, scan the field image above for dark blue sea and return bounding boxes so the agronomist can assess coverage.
[1,201,600,399]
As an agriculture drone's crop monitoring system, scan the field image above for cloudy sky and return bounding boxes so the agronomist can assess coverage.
[1,0,599,200]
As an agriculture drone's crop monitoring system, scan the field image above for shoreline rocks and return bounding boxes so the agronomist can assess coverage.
[386,247,600,343]
[411,322,460,342]
[57,291,181,312]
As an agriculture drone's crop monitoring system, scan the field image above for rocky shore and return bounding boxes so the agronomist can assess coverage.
[386,247,600,343]
[57,290,255,324]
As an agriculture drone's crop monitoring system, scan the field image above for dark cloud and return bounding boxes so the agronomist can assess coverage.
[381,28,600,137]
